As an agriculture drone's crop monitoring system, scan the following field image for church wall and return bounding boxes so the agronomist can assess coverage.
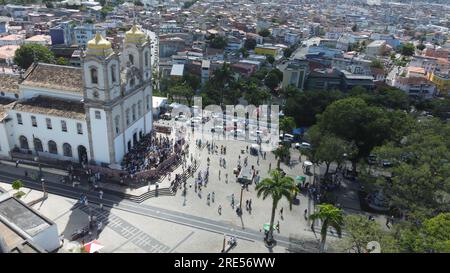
[7,110,90,162]
[87,107,110,164]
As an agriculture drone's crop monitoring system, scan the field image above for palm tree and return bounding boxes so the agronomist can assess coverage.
[256,170,295,247]
[309,204,344,252]
[272,145,290,170]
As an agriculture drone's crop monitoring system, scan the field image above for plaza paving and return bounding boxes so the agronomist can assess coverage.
[2,117,367,252]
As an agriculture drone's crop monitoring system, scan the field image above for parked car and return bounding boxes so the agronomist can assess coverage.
[295,142,311,149]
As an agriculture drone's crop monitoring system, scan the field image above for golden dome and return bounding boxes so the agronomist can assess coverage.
[86,33,113,57]
[125,25,146,44]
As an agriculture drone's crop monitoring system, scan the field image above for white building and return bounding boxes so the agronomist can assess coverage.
[73,24,106,47]
[0,194,60,253]
[0,25,153,166]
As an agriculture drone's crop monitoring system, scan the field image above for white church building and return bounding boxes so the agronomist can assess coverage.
[0,25,153,166]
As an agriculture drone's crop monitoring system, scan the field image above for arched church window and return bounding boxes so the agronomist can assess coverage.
[19,135,29,150]
[132,104,136,121]
[48,140,58,154]
[111,64,116,83]
[91,68,98,84]
[115,115,120,135]
[138,101,142,117]
[33,138,43,152]
[63,143,72,157]
[129,54,134,65]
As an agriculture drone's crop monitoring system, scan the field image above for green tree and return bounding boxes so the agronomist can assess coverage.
[56,57,69,66]
[264,70,280,90]
[397,213,450,253]
[309,204,344,252]
[170,83,195,106]
[305,128,353,176]
[243,87,270,106]
[256,170,295,247]
[244,38,257,50]
[370,59,384,69]
[316,97,413,174]
[339,215,399,253]
[400,43,415,56]
[279,116,296,138]
[239,47,249,58]
[372,119,450,220]
[183,72,201,91]
[272,145,290,170]
[14,44,55,70]
[284,90,344,127]
[266,55,275,65]
[258,28,270,37]
[283,47,294,58]
[416,44,426,51]
[12,179,23,191]
[209,36,228,49]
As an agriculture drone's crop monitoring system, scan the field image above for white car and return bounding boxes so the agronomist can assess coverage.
[295,142,311,149]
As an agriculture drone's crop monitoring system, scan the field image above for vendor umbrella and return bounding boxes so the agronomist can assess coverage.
[263,223,275,231]
[296,176,306,184]
[83,240,104,253]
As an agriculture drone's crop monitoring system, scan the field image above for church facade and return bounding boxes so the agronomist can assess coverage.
[0,25,153,166]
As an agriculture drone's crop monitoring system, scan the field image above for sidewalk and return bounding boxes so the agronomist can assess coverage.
[0,157,183,198]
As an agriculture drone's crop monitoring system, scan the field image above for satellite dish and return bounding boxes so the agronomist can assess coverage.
[367,241,381,253]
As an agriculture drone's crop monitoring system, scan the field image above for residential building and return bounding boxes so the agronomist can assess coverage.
[73,24,106,47]
[281,59,309,90]
[254,45,279,57]
[0,34,24,46]
[366,40,387,58]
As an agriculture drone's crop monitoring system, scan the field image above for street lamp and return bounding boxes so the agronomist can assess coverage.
[239,184,245,212]
[40,178,45,194]
[34,156,43,180]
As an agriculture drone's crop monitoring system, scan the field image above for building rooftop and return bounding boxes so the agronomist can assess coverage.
[0,45,20,60]
[0,74,20,94]
[21,63,83,93]
[170,64,184,76]
[13,95,85,120]
[0,197,50,237]
[0,34,24,41]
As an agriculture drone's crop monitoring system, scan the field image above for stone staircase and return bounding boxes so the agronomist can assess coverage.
[99,161,199,204]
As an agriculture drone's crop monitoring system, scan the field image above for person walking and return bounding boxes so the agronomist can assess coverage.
[269,162,271,172]
[218,205,222,215]
[304,209,308,220]
[276,221,280,233]
[248,199,252,210]
[280,207,283,217]
[15,160,20,168]
[245,200,249,210]
[212,192,215,203]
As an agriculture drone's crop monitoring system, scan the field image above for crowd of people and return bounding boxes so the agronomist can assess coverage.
[121,132,183,176]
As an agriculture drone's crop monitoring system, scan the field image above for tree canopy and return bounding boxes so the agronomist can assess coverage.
[258,28,271,37]
[244,38,257,50]
[400,43,415,56]
[14,44,55,70]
